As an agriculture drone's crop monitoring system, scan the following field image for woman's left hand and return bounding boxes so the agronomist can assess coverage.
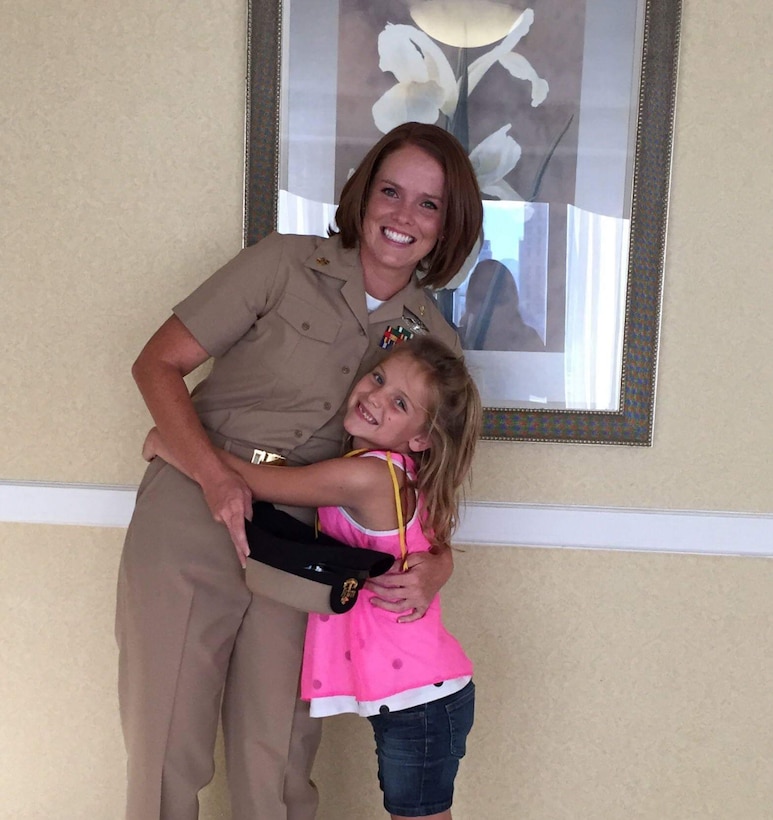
[366,547,454,623]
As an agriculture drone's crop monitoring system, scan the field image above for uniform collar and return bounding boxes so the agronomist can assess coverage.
[304,234,360,280]
[303,235,367,330]
[369,276,432,324]
[303,234,432,328]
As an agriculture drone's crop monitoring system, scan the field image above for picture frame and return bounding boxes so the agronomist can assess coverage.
[244,0,682,445]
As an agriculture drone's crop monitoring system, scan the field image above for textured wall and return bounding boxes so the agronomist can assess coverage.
[2,528,772,819]
[314,547,773,819]
[2,0,772,818]
[1,0,245,484]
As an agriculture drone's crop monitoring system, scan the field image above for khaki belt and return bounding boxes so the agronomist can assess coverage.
[207,431,287,466]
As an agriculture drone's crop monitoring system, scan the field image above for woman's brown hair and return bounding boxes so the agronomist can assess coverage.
[333,122,483,289]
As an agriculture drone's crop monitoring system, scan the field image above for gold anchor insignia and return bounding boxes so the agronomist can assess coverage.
[419,305,425,316]
[316,257,330,266]
[340,578,359,605]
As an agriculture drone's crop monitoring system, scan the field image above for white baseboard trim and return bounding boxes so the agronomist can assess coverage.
[1,480,771,558]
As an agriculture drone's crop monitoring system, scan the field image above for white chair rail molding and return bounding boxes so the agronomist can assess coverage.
[2,480,771,558]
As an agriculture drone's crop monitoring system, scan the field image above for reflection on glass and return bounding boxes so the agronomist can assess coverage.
[454,201,547,352]
[564,204,628,411]
[459,259,546,352]
[277,191,337,236]
[455,202,628,411]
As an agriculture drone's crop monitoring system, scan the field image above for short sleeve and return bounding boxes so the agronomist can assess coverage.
[173,232,289,358]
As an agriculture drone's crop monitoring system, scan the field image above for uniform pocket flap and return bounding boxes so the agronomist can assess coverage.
[276,293,340,343]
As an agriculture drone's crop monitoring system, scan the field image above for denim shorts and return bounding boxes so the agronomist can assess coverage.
[366,680,475,817]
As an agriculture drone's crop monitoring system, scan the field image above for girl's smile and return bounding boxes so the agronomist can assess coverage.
[354,400,378,426]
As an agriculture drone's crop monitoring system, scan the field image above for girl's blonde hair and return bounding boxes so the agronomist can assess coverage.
[389,336,482,549]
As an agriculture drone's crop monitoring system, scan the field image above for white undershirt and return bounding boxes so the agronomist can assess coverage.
[365,293,385,313]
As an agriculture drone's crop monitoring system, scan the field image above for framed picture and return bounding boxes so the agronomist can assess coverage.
[245,0,682,444]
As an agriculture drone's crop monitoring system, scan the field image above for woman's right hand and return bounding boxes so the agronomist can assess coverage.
[199,464,254,569]
[132,315,254,568]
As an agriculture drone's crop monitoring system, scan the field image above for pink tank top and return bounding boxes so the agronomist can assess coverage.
[300,451,472,703]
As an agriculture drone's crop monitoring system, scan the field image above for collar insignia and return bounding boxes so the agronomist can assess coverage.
[400,306,429,335]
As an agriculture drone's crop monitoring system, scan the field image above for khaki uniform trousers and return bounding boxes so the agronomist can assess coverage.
[116,458,321,820]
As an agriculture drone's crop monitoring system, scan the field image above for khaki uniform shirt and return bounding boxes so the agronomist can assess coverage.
[174,232,461,467]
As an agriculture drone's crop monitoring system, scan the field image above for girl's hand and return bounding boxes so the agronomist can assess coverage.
[366,547,454,623]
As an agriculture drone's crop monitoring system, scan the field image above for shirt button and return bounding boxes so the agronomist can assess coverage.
[341,366,350,375]
[301,321,310,331]
[294,430,303,439]
[323,401,331,411]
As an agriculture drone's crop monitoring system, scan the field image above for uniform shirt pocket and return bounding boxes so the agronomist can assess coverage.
[270,293,344,390]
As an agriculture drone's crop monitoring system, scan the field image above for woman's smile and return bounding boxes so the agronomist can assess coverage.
[381,227,414,246]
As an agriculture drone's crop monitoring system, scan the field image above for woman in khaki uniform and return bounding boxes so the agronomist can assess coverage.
[116,122,483,820]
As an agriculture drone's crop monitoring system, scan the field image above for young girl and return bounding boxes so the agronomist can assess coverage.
[144,335,482,820]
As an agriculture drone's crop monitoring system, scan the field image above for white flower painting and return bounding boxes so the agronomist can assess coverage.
[371,8,549,201]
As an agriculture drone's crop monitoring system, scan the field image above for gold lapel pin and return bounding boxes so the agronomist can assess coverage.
[316,257,330,266]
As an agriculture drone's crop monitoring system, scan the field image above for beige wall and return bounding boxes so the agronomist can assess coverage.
[2,0,772,817]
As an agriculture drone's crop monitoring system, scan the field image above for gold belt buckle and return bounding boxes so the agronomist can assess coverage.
[251,448,285,465]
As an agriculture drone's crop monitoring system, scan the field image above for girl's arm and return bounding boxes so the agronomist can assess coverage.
[145,426,451,620]
[144,427,393,530]
[133,316,253,565]
[226,445,453,615]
